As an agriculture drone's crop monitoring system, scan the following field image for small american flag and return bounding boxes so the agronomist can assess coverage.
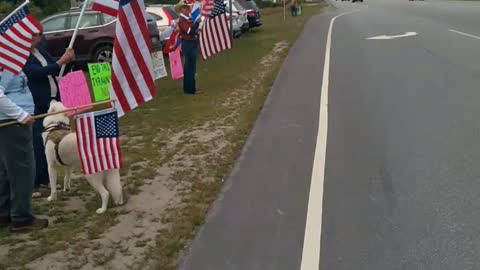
[200,0,214,17]
[199,0,231,60]
[109,0,155,117]
[0,5,41,74]
[75,109,123,175]
[92,0,120,17]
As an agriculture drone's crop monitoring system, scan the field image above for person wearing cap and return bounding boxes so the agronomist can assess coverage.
[175,0,201,95]
[23,29,74,198]
[0,69,49,232]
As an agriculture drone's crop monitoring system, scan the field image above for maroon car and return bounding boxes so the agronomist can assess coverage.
[41,8,161,63]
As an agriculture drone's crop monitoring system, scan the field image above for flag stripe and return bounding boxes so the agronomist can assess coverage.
[75,118,90,175]
[0,6,40,74]
[105,137,114,168]
[113,45,145,105]
[109,0,156,117]
[0,35,29,54]
[79,116,93,174]
[92,0,119,16]
[75,109,122,175]
[119,6,155,98]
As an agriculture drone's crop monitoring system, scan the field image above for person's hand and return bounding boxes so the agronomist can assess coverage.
[20,114,35,125]
[57,48,75,65]
[196,16,202,23]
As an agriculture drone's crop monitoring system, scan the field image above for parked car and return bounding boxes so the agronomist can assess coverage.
[146,5,178,35]
[236,0,262,28]
[41,9,161,64]
[225,1,250,33]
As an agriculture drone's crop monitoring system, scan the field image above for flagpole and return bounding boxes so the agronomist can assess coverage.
[0,0,30,26]
[0,100,114,128]
[58,0,90,79]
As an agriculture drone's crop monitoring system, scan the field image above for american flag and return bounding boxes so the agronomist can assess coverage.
[0,5,41,74]
[109,0,155,117]
[200,0,214,17]
[199,0,231,60]
[91,0,120,17]
[75,109,123,175]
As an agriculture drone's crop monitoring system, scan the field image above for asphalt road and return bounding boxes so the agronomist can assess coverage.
[179,1,480,269]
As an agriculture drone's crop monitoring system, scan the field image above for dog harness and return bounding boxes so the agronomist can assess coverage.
[44,123,71,166]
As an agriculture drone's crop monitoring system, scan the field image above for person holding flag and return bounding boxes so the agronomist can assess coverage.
[175,0,201,95]
[24,29,75,198]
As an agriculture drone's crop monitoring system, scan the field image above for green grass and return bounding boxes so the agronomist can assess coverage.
[0,4,325,269]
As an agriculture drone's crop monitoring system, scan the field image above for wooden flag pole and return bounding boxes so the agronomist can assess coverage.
[0,0,30,26]
[58,0,90,79]
[0,100,113,128]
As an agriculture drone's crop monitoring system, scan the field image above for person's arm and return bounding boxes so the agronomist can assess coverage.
[0,86,30,122]
[23,60,61,79]
[23,49,74,79]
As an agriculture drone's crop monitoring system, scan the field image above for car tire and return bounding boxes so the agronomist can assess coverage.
[93,45,114,63]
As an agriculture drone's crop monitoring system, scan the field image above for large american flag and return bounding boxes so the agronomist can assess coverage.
[200,0,214,17]
[199,0,231,60]
[0,5,41,74]
[75,109,123,175]
[92,0,119,17]
[109,0,155,117]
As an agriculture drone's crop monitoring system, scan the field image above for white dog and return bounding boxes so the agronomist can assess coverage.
[42,101,124,214]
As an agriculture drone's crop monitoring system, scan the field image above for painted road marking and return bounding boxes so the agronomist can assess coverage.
[366,32,418,40]
[299,9,359,270]
[449,29,480,40]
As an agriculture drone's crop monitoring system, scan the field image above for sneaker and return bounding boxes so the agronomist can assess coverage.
[0,217,10,228]
[10,217,48,232]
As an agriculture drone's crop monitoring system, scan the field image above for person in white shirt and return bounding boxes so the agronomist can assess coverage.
[0,70,48,232]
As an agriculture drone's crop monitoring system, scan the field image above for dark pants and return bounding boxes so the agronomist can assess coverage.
[183,40,199,95]
[33,106,49,188]
[291,6,296,16]
[0,122,35,223]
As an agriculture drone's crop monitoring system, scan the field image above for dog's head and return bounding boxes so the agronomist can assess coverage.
[43,100,69,128]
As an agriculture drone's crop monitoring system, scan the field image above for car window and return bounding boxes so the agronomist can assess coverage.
[103,14,116,24]
[69,13,101,29]
[234,2,244,10]
[148,12,163,21]
[42,15,68,32]
[164,7,179,19]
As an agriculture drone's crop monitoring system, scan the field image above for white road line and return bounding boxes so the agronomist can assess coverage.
[300,10,359,270]
[449,29,480,40]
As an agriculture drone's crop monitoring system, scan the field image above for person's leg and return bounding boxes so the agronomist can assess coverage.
[191,42,199,94]
[6,124,35,224]
[183,42,195,94]
[0,128,11,226]
[33,116,49,189]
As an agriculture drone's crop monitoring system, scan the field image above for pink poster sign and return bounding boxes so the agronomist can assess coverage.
[59,71,93,116]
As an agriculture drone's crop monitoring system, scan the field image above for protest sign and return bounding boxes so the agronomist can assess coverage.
[59,71,93,116]
[88,63,112,101]
[152,51,168,80]
[169,48,184,80]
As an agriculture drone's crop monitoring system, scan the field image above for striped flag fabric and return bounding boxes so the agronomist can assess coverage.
[91,0,120,17]
[0,5,41,74]
[191,1,201,22]
[109,0,156,117]
[199,0,231,60]
[200,0,214,17]
[75,109,123,175]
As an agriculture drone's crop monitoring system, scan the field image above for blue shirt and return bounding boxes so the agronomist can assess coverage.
[0,71,35,121]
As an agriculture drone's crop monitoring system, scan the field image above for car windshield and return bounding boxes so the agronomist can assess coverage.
[237,0,258,10]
